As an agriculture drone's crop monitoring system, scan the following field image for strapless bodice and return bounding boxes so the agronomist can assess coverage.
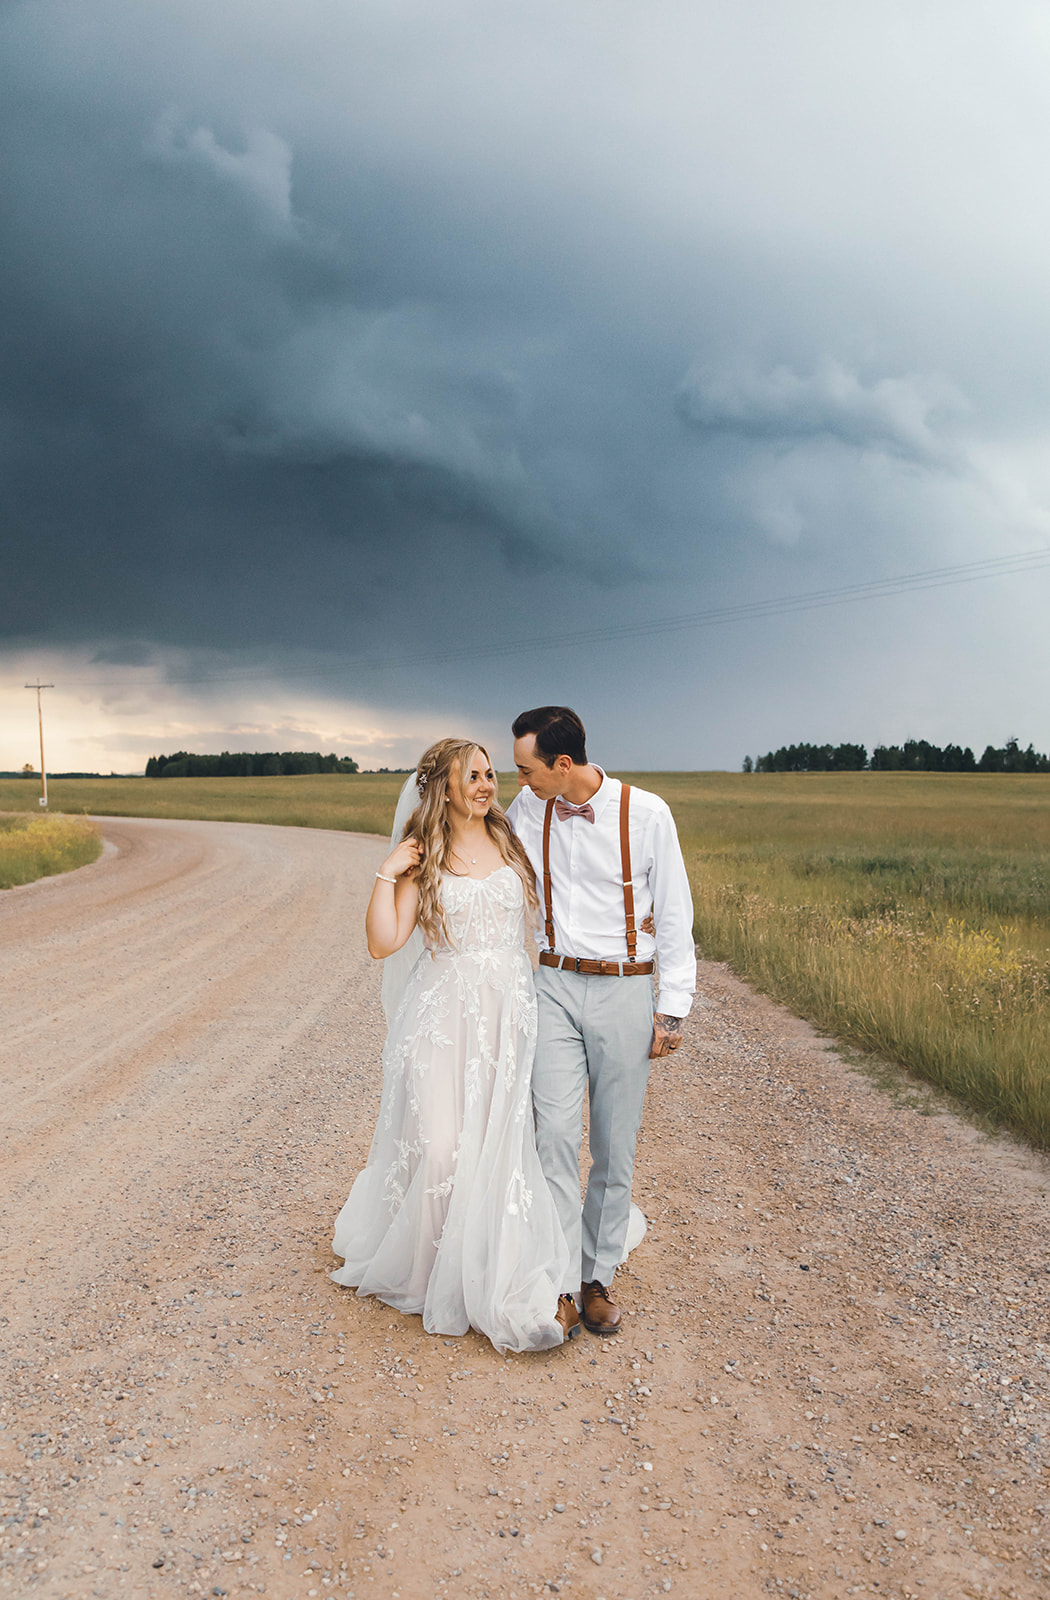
[432,865,526,955]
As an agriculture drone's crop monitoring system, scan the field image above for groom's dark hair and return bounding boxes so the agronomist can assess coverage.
[512,706,587,767]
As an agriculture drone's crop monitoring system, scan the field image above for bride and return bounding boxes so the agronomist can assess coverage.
[330,738,576,1352]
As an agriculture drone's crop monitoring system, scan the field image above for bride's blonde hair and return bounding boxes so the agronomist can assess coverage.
[402,737,539,947]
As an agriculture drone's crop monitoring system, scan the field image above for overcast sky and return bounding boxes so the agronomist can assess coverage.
[4,0,1050,772]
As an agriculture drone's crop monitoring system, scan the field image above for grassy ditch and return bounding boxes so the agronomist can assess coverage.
[0,812,103,890]
[639,771,1050,1150]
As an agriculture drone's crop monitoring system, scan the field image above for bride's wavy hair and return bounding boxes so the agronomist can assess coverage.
[402,737,540,948]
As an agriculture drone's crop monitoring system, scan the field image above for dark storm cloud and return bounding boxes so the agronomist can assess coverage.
[1,5,660,660]
[3,0,1050,767]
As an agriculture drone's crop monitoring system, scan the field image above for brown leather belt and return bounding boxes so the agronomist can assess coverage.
[538,950,655,977]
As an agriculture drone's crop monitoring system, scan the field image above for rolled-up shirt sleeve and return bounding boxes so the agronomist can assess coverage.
[647,802,697,1018]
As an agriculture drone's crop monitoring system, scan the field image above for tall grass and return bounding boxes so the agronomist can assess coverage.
[0,812,103,890]
[626,772,1050,1150]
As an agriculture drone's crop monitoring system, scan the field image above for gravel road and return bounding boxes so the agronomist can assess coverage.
[1,815,1048,1600]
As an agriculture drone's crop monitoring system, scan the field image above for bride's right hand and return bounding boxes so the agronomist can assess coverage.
[379,836,423,880]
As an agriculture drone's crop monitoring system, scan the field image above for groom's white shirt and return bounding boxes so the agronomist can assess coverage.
[507,770,697,1018]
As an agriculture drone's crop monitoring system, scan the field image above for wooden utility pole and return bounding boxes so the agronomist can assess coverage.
[24,682,53,808]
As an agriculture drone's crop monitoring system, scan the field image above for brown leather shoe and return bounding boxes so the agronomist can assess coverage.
[555,1292,581,1341]
[580,1280,622,1336]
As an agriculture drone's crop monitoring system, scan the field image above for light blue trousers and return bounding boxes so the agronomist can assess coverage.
[532,965,654,1290]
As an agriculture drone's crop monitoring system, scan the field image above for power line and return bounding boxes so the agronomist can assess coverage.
[32,543,1050,691]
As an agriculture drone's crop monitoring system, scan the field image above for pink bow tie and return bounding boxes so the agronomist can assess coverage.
[554,798,595,823]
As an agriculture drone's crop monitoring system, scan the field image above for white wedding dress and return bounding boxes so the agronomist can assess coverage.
[331,866,570,1352]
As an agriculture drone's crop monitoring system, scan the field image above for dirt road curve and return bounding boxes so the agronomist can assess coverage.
[2,817,1048,1600]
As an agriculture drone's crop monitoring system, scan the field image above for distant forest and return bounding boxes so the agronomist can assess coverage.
[146,750,359,777]
[745,737,1050,774]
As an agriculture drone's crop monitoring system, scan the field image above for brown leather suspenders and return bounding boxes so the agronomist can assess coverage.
[542,796,556,952]
[619,783,636,963]
[541,784,641,966]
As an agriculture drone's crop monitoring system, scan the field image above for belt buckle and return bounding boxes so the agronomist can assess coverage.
[573,957,582,973]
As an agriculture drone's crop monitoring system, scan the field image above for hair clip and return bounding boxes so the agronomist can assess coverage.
[416,769,429,794]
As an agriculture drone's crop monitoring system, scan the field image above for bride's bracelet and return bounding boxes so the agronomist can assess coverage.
[375,871,398,884]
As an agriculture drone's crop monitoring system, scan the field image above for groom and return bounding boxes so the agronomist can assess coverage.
[507,707,696,1338]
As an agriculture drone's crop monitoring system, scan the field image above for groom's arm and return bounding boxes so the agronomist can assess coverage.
[647,802,696,1055]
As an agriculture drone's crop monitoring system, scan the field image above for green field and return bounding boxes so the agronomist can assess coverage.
[3,769,1048,1146]
[0,773,408,840]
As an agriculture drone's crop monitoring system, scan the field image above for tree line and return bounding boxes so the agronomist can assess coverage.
[744,737,1050,774]
[146,751,360,777]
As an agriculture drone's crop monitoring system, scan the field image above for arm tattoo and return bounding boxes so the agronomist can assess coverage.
[654,1013,683,1034]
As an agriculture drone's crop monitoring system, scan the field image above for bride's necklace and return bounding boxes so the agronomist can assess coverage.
[454,832,486,870]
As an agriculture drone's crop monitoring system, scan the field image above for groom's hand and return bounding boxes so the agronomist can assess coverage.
[650,1013,683,1059]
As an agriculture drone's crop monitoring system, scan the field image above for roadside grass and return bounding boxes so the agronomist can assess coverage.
[0,811,103,890]
[627,771,1050,1151]
[4,769,1049,1147]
